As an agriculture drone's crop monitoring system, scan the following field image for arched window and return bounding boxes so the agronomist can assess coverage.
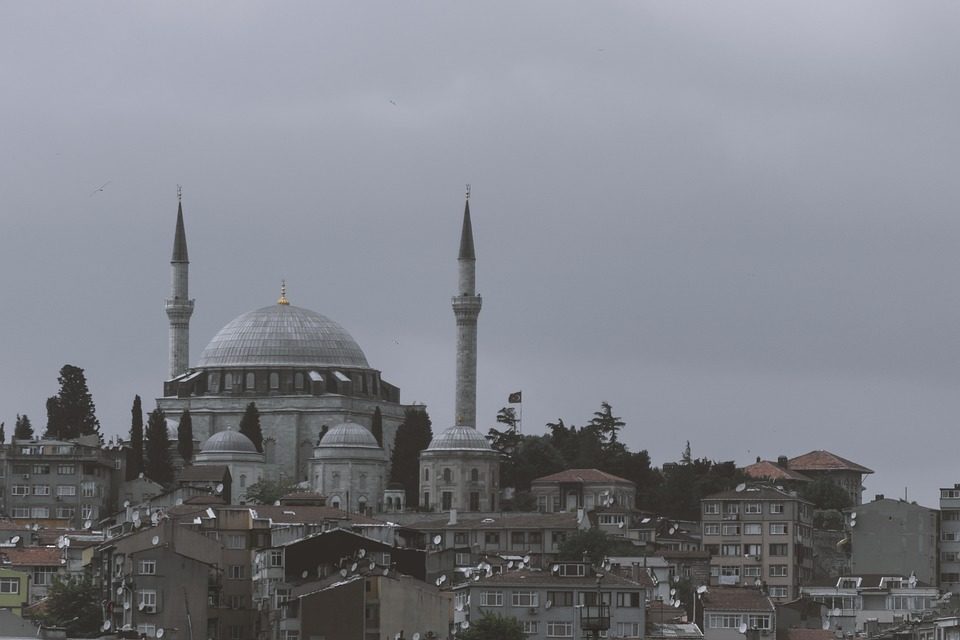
[359,473,367,490]
[240,474,246,488]
[471,468,479,482]
[223,373,233,391]
[294,372,304,391]
[269,372,279,390]
[208,372,220,392]
[332,472,341,489]
[358,497,368,514]
[424,468,430,481]
[245,372,255,390]
[331,497,341,509]
[386,497,394,510]
[443,468,452,483]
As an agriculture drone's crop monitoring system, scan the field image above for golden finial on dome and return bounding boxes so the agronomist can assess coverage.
[278,280,289,305]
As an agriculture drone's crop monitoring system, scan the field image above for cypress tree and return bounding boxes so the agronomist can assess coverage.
[0,422,5,445]
[128,395,144,479]
[14,414,33,440]
[239,402,263,452]
[388,407,432,509]
[45,365,100,440]
[144,408,173,485]
[372,407,383,447]
[177,408,194,462]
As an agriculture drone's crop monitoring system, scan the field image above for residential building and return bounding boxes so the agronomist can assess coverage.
[742,457,813,488]
[800,574,939,633]
[701,484,814,601]
[0,566,29,615]
[453,564,648,639]
[0,546,64,604]
[940,485,960,593]
[699,586,775,640]
[786,451,873,507]
[846,497,938,587]
[530,468,637,513]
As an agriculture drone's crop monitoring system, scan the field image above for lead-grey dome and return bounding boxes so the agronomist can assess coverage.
[426,426,493,451]
[320,422,380,449]
[196,303,369,369]
[201,429,258,453]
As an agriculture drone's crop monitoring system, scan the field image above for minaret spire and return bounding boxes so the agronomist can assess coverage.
[165,187,195,379]
[452,185,482,427]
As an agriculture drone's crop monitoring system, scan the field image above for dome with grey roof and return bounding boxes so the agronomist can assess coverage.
[426,426,493,451]
[201,429,258,454]
[319,422,380,449]
[196,303,369,369]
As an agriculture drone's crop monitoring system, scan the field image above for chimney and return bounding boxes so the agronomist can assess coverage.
[756,456,761,463]
[448,509,457,526]
[777,456,788,468]
[875,494,884,502]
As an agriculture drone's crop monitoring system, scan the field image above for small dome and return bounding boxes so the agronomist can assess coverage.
[426,426,492,451]
[196,303,369,369]
[201,429,258,453]
[319,423,380,448]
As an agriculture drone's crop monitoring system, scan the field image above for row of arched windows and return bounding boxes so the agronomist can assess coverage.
[208,371,306,393]
[424,467,481,482]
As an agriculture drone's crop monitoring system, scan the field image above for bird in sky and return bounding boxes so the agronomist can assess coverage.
[90,181,111,196]
[389,99,397,106]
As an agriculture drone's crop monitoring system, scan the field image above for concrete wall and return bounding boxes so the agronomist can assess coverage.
[848,499,938,585]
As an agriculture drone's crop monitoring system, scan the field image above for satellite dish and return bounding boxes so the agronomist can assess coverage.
[832,608,842,617]
[157,629,165,639]
[340,569,348,577]
[669,599,675,606]
[545,600,553,609]
[850,520,857,528]
[435,578,442,587]
[56,537,65,549]
[132,510,141,521]
[755,579,762,587]
[413,633,421,640]
[351,562,358,572]
[123,500,130,508]
[735,483,746,492]
[523,554,531,564]
[909,575,917,588]
[507,561,514,569]
[619,521,626,529]
[739,623,748,634]
[697,585,708,594]
[473,574,480,581]
[383,567,390,576]
[206,508,216,519]
[461,621,470,630]
[124,601,131,610]
[63,537,70,547]
[138,602,146,611]
[117,586,124,595]
[152,535,160,546]
[433,535,442,545]
[552,564,560,573]
[849,511,857,519]
[369,561,376,571]
[215,483,224,494]
[358,548,367,558]
[134,519,142,528]
[302,570,309,579]
[176,498,183,505]
[9,536,19,545]
[822,619,831,630]
[670,588,677,596]
[102,621,112,632]
[674,600,682,608]
[151,512,160,525]
[440,574,447,584]
[669,526,677,535]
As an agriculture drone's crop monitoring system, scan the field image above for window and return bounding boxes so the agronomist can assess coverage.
[479,590,503,606]
[33,485,50,496]
[423,492,429,507]
[617,622,642,637]
[484,532,500,545]
[512,532,526,546]
[722,524,740,536]
[33,567,57,586]
[443,468,452,482]
[32,464,50,475]
[617,592,641,607]
[56,506,75,519]
[208,372,220,392]
[748,615,772,630]
[943,489,960,499]
[31,506,50,518]
[744,543,762,557]
[0,578,19,594]
[246,372,255,389]
[768,586,788,598]
[81,504,96,520]
[454,532,468,545]
[724,502,740,514]
[223,373,233,390]
[770,503,784,514]
[552,531,567,546]
[269,372,279,389]
[57,485,76,496]
[547,621,574,637]
[228,565,245,579]
[240,474,246,488]
[745,503,762,514]
[442,492,453,510]
[269,550,283,567]
[703,502,720,514]
[744,566,761,577]
[769,543,788,556]
[470,492,480,511]
[579,592,611,606]
[769,523,788,535]
[557,563,586,577]
[137,624,157,638]
[58,464,76,475]
[769,565,788,577]
[721,544,742,556]
[226,534,245,549]
[709,615,742,629]
[512,590,539,607]
[424,468,430,481]
[529,532,542,544]
[11,485,28,496]
[943,573,960,583]
[703,524,720,536]
[227,594,244,609]
[522,621,540,635]
[138,589,157,613]
[471,468,479,482]
[548,591,574,607]
[81,482,96,497]
[743,523,762,535]
[294,372,304,390]
[10,507,28,518]
[455,552,471,565]
[139,560,157,575]
[720,566,741,578]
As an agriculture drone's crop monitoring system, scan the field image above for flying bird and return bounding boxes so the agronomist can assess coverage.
[90,181,111,196]
[389,99,397,106]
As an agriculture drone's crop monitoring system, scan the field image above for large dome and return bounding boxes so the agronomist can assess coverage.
[426,426,493,451]
[196,303,369,369]
[319,422,380,449]
[201,429,258,454]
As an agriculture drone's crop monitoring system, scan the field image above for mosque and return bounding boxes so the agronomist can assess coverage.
[155,191,500,514]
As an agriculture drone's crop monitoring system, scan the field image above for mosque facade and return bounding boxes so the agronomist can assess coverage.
[155,198,414,484]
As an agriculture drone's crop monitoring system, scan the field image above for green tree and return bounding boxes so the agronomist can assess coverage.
[587,400,625,446]
[652,457,744,520]
[178,408,194,463]
[800,477,853,511]
[457,611,525,640]
[128,395,144,479]
[558,528,637,564]
[39,574,102,635]
[243,478,303,505]
[239,402,263,453]
[372,407,383,447]
[144,408,174,485]
[14,414,33,440]
[45,364,100,440]
[388,407,433,509]
[511,435,566,492]
[0,422,4,445]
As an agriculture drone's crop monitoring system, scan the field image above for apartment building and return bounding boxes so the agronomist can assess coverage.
[847,497,938,586]
[800,574,939,633]
[699,587,775,640]
[701,484,814,601]
[940,484,960,593]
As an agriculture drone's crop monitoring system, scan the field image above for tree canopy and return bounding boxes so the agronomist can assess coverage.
[239,402,263,453]
[558,528,638,564]
[800,477,853,511]
[44,364,100,440]
[144,408,173,485]
[388,407,433,509]
[243,478,302,505]
[128,395,144,479]
[13,414,32,440]
[178,408,194,462]
[38,575,102,635]
[456,612,525,640]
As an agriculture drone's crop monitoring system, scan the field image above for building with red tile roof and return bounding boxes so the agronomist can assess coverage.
[787,451,873,506]
[531,468,636,513]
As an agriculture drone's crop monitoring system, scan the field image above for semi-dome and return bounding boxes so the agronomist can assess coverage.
[319,422,380,448]
[201,429,258,454]
[196,303,370,369]
[426,426,493,451]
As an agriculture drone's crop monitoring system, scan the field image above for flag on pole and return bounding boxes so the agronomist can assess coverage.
[508,391,522,404]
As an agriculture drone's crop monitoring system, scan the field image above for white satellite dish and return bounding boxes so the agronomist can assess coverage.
[545,600,553,609]
[138,602,146,611]
[340,569,348,577]
[433,535,442,545]
[674,600,682,608]
[669,599,675,607]
[523,554,531,564]
[849,511,857,519]
[822,619,831,630]
[351,562,358,572]
[473,574,480,581]
[123,500,130,508]
[618,521,625,529]
[84,518,93,529]
[176,498,183,505]
[435,578,442,587]
[383,567,390,576]
[63,537,70,547]
[369,561,376,571]
[832,608,842,617]
[413,633,421,640]
[461,621,470,630]
[738,623,748,634]
[439,574,447,584]
[735,483,746,492]
[215,483,224,495]
[849,520,857,528]
[552,564,560,573]
[302,570,309,579]
[670,588,677,596]
[156,629,165,639]
[134,519,142,528]
[117,586,124,595]
[9,536,19,545]
[102,621,112,632]
[507,561,514,569]
[56,537,65,549]
[358,548,367,558]
[697,585,708,594]
[669,526,677,535]
[151,512,160,525]
[124,601,131,610]
[132,510,140,521]
[152,535,160,546]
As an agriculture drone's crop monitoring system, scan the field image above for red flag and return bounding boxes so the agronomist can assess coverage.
[508,391,522,404]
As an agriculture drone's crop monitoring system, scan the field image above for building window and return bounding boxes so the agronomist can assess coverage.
[57,485,76,496]
[223,373,233,390]
[269,372,279,389]
[529,532,542,545]
[722,524,740,536]
[522,621,540,635]
[81,482,96,498]
[136,625,157,638]
[704,502,720,514]
[443,468,452,483]
[56,506,76,519]
[11,485,28,496]
[139,560,157,575]
[617,622,643,638]
[81,504,96,520]
[479,590,503,606]
[442,492,453,510]
[10,508,28,518]
[33,485,50,496]
[743,523,762,535]
[769,503,784,514]
[745,503,762,514]
[226,534,245,549]
[616,592,641,607]
[484,532,500,545]
[294,372,304,390]
[33,567,57,586]
[769,543,788,556]
[58,464,76,475]
[0,578,19,594]
[769,586,788,598]
[703,524,720,536]
[246,372,255,389]
[769,523,788,535]
[228,565,245,579]
[769,565,788,577]
[709,615,743,629]
[31,507,50,518]
[422,492,429,507]
[744,566,762,577]
[471,468,479,482]
[240,474,246,489]
[332,472,340,489]
[546,621,574,637]
[511,531,526,546]
[748,616,772,630]
[424,468,430,481]
[551,531,567,546]
[270,550,283,567]
[548,591,575,606]
[557,564,586,577]
[512,591,539,607]
[721,544,742,556]
[138,589,157,613]
[454,532,468,545]
[32,464,50,475]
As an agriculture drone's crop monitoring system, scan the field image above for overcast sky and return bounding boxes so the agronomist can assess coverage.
[2,2,958,507]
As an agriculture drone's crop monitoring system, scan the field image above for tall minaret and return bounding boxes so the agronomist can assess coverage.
[165,188,194,379]
[452,186,482,427]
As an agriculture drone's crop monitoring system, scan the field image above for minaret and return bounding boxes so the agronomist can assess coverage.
[165,188,194,379]
[452,186,482,427]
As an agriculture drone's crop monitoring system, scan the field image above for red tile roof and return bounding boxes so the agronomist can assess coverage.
[532,469,634,485]
[742,460,811,483]
[700,587,775,612]
[0,547,62,567]
[787,451,873,474]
